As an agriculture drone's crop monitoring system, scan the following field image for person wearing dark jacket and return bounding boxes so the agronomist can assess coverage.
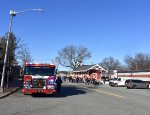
[56,76,62,92]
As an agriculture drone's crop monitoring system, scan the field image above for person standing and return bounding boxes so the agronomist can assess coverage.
[103,78,106,84]
[56,76,62,93]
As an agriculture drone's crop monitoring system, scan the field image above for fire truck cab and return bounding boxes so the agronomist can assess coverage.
[22,63,56,95]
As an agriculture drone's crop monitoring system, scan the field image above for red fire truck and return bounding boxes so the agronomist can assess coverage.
[22,63,56,95]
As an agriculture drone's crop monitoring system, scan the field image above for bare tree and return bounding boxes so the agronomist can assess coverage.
[51,58,60,70]
[18,46,32,68]
[124,53,150,70]
[100,56,121,70]
[55,45,91,69]
[124,55,136,70]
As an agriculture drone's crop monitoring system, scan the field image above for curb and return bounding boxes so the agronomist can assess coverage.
[0,86,22,99]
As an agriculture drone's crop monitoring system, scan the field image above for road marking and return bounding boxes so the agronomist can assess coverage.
[90,89,126,99]
[72,84,126,99]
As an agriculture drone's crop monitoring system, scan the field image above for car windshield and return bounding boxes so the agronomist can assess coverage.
[132,80,142,83]
[113,78,119,80]
[125,80,130,83]
[24,66,55,76]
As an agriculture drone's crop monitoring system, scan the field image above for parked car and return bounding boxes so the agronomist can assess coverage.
[125,79,149,89]
[109,77,125,87]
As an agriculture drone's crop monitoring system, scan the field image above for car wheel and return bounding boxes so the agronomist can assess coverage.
[132,85,136,89]
[115,83,118,87]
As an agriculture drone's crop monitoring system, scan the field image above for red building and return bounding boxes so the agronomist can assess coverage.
[73,64,107,82]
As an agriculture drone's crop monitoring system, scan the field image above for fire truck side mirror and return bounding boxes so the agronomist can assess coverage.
[55,69,58,75]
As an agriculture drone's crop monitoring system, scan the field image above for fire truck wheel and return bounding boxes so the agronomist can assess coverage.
[51,94,55,97]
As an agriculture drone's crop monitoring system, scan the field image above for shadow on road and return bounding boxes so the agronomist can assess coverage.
[31,85,86,98]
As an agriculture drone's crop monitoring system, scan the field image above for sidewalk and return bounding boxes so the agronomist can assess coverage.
[0,78,23,99]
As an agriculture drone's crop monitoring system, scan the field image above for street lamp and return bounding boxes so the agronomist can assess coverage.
[0,9,44,92]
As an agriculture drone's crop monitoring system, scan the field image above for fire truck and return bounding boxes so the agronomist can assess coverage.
[22,63,56,95]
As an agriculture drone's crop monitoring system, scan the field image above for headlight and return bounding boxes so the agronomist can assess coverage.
[48,79,55,85]
[25,81,32,88]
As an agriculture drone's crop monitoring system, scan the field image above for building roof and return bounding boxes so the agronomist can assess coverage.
[74,65,94,71]
[58,71,69,74]
[118,70,150,73]
[73,64,107,72]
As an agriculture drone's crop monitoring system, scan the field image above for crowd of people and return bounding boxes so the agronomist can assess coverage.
[55,75,108,93]
[66,76,102,85]
[68,76,84,83]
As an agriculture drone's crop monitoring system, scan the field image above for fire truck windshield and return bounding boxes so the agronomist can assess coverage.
[24,66,55,76]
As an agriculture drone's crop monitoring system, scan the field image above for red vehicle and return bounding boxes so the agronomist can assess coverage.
[22,63,56,95]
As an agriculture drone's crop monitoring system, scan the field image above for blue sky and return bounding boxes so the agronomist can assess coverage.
[0,0,150,69]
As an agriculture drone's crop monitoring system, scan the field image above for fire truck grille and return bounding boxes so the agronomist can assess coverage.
[32,78,46,88]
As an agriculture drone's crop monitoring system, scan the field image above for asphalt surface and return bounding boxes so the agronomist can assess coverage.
[0,82,150,115]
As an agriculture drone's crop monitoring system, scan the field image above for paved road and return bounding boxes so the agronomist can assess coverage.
[0,82,150,115]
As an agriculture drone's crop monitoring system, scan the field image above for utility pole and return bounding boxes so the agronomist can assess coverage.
[0,12,13,93]
[0,9,44,92]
